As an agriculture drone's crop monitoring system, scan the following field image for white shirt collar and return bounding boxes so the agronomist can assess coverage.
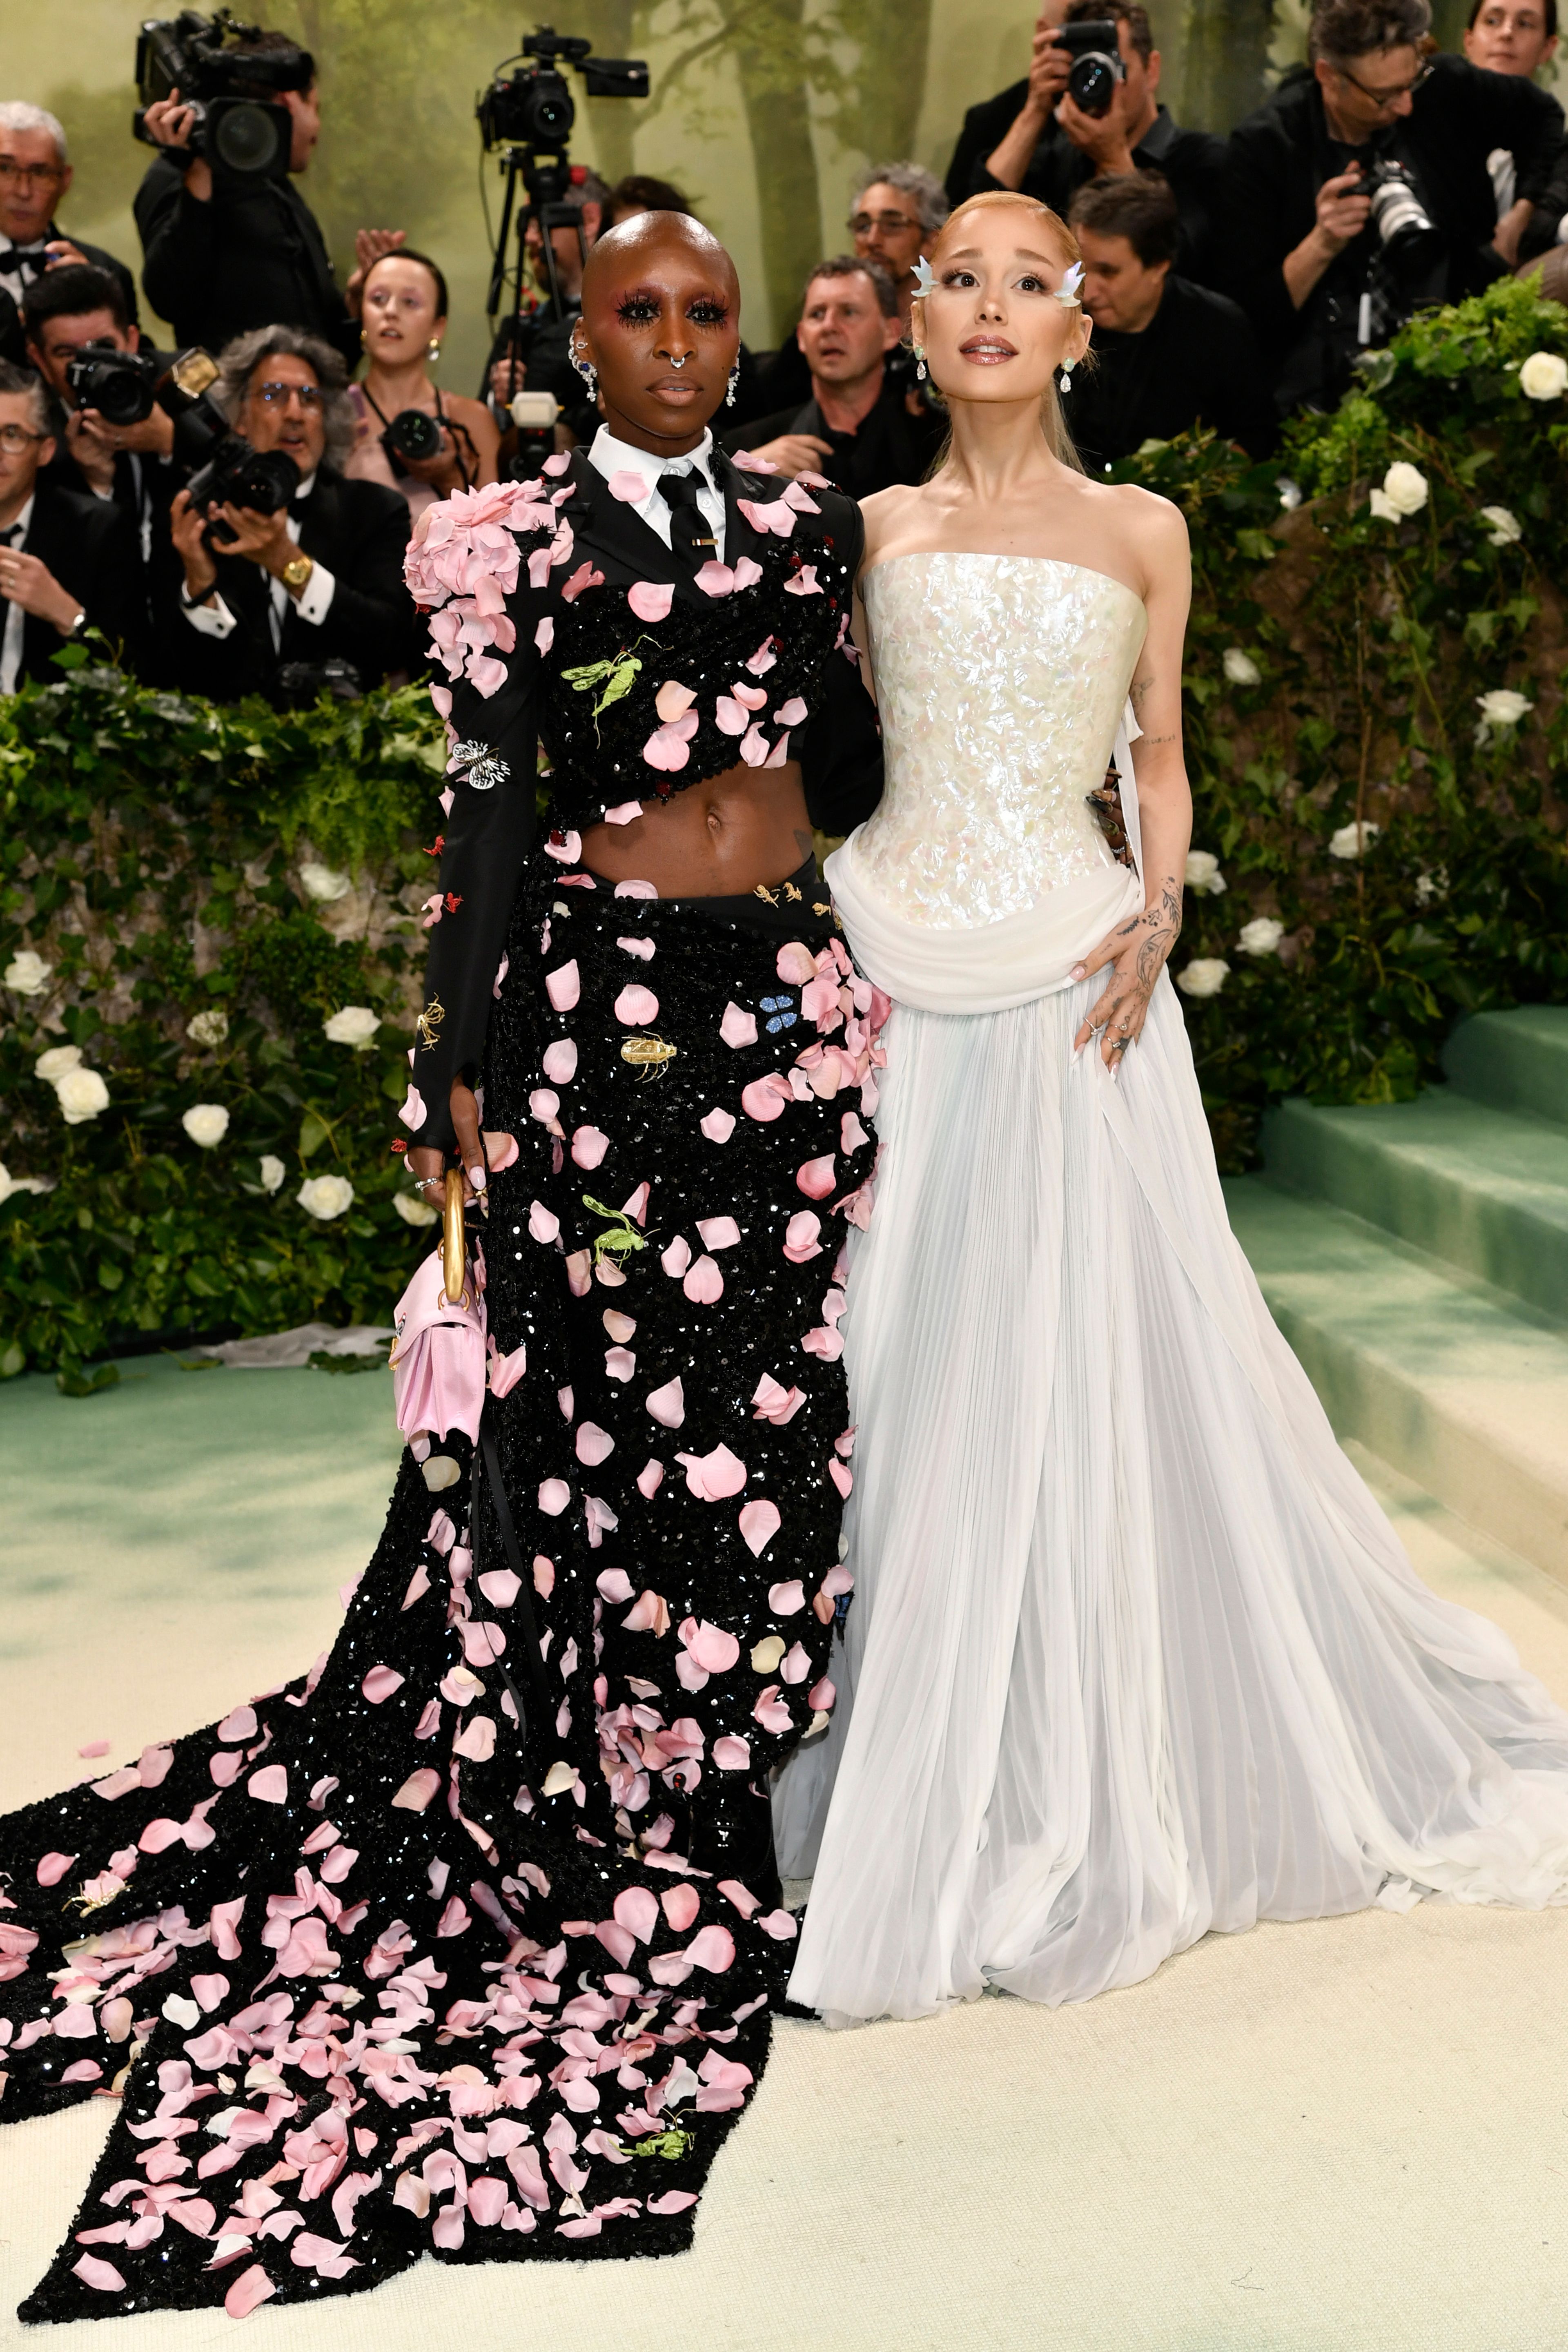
[1,492,36,545]
[588,425,716,495]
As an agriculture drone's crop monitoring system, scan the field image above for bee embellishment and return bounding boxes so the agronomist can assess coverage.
[620,1034,678,1079]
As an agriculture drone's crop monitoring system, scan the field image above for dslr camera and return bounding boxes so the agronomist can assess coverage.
[477,25,648,154]
[133,7,314,188]
[65,342,161,427]
[380,408,445,472]
[157,346,298,535]
[1052,19,1125,117]
[1348,157,1441,265]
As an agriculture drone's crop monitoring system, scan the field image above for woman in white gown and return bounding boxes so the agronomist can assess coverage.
[773,188,1568,2029]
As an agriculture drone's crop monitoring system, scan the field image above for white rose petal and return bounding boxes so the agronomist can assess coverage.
[1476,688,1532,729]
[299,862,352,903]
[1381,461,1429,517]
[298,1173,355,1221]
[394,1190,440,1227]
[1478,504,1522,546]
[182,1103,230,1148]
[35,1044,84,1083]
[55,1067,109,1124]
[259,1154,287,1193]
[1238,916,1285,955]
[4,950,51,997]
[1223,648,1261,687]
[1184,849,1227,896]
[1519,350,1568,401]
[1177,958,1230,999]
[1368,488,1401,523]
[186,1009,229,1048]
[323,1005,381,1049]
[1328,821,1381,860]
[0,1162,52,1205]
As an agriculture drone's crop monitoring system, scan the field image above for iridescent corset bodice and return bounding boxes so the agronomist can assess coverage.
[854,553,1149,927]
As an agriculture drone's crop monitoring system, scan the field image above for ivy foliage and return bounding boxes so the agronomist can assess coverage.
[3,275,1568,1380]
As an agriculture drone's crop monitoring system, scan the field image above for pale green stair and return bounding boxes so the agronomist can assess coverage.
[1226,1005,1568,1583]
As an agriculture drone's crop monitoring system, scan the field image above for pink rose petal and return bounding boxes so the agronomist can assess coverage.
[628,580,675,621]
[655,680,697,722]
[608,469,650,503]
[775,696,808,726]
[661,1235,691,1277]
[72,2254,127,2293]
[622,1587,670,1632]
[538,1478,571,1514]
[720,1001,758,1049]
[739,1499,782,1557]
[645,1376,686,1429]
[576,1422,615,1466]
[796,1154,837,1199]
[685,1923,736,1972]
[571,1125,610,1169]
[604,800,642,825]
[391,1768,441,1812]
[696,1215,741,1250]
[546,960,581,1012]
[782,1211,822,1263]
[247,1765,287,1805]
[693,559,735,597]
[784,565,822,597]
[636,1462,665,1501]
[713,1735,752,1770]
[701,1108,737,1142]
[662,1883,701,1932]
[529,1199,561,1244]
[680,1617,741,1672]
[675,1442,747,1500]
[542,1038,577,1083]
[741,1075,790,1122]
[738,724,769,766]
[683,1254,724,1304]
[768,1578,806,1612]
[615,985,660,1026]
[36,1852,77,1887]
[776,940,817,985]
[534,615,554,654]
[361,1666,405,1704]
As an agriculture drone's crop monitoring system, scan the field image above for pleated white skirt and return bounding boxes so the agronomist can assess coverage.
[774,973,1568,2028]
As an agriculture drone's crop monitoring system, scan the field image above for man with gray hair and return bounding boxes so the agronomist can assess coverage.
[164,325,414,702]
[0,103,138,352]
[848,163,949,327]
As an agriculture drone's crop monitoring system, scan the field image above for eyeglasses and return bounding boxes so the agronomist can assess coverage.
[0,159,66,188]
[0,423,47,452]
[254,381,326,408]
[1331,56,1434,101]
[849,210,921,236]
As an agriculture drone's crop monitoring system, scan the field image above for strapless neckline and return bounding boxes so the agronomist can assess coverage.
[862,549,1146,618]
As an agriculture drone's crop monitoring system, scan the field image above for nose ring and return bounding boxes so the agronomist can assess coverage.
[666,354,690,369]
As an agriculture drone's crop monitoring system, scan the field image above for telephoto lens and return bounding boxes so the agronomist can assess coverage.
[381,409,445,469]
[187,440,300,535]
[64,344,160,427]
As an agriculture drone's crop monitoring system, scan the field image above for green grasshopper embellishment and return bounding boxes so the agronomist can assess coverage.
[559,635,658,738]
[582,1196,650,1269]
[628,2128,696,2160]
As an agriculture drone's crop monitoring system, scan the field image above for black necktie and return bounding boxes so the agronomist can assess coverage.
[659,466,717,567]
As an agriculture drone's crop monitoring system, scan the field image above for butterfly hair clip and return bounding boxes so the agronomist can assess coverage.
[1054,261,1085,310]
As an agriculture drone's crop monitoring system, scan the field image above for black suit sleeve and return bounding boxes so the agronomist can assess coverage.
[135,156,220,334]
[78,502,144,668]
[947,84,1029,204]
[306,483,417,683]
[795,498,883,838]
[1216,118,1303,358]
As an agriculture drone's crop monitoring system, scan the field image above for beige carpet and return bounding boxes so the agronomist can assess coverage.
[3,1361,1568,2350]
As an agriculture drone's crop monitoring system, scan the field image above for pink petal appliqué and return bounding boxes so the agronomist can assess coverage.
[700,1107,737,1142]
[628,580,675,621]
[738,1499,782,1557]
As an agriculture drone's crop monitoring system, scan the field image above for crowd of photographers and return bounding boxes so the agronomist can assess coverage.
[1,0,1566,703]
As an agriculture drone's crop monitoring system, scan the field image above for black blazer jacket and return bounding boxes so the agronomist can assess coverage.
[10,477,142,685]
[161,467,416,701]
[135,155,358,367]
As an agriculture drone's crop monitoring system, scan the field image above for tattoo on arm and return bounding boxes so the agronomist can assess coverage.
[1141,731,1179,747]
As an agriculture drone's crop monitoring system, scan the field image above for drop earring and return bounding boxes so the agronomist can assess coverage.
[427,337,442,364]
[572,344,597,394]
[1059,359,1074,396]
[913,343,927,381]
[725,362,739,407]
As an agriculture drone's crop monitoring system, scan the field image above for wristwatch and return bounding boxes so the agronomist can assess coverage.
[281,552,314,593]
[67,610,87,640]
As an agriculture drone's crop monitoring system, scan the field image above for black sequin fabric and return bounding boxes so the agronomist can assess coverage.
[0,867,883,2324]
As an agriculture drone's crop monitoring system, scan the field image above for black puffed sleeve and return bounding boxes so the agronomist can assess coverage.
[796,496,883,838]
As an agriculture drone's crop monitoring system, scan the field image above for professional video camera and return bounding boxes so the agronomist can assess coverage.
[1052,20,1125,118]
[65,343,161,427]
[478,25,650,352]
[132,8,314,188]
[156,346,299,535]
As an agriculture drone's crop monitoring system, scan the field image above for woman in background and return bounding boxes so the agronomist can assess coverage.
[347,247,499,519]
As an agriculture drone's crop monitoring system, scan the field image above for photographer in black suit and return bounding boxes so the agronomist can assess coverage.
[166,326,415,702]
[134,31,403,369]
[0,362,140,690]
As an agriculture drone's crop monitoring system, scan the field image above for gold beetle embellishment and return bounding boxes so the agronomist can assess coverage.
[620,1033,678,1079]
[416,996,445,1050]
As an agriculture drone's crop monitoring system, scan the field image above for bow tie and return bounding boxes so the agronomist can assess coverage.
[0,240,49,267]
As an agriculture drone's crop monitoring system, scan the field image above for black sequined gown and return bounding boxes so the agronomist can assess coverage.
[0,448,884,2321]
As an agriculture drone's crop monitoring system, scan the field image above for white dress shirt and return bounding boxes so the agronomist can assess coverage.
[0,493,35,696]
[183,470,338,647]
[588,424,726,563]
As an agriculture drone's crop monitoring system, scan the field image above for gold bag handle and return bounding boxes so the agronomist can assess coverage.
[443,1166,467,1306]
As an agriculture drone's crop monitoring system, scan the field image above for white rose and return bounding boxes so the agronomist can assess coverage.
[182,1103,230,1148]
[299,862,352,903]
[394,1189,440,1227]
[1414,868,1448,907]
[1276,477,1303,511]
[1519,350,1568,401]
[1478,504,1521,546]
[55,1067,109,1123]
[35,1044,83,1083]
[1328,821,1381,859]
[186,1009,229,1048]
[1238,917,1285,955]
[259,1153,287,1193]
[1223,648,1261,687]
[1177,959,1230,999]
[0,1163,51,1205]
[323,1005,381,1049]
[1380,461,1429,516]
[1476,688,1532,729]
[298,1173,354,1221]
[4,950,51,997]
[1368,488,1401,523]
[1184,849,1227,896]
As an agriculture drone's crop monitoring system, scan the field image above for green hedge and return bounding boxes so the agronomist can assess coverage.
[3,273,1567,1381]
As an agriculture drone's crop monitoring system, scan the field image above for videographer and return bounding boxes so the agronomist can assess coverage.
[22,267,177,592]
[164,325,415,702]
[1223,0,1566,415]
[720,256,943,491]
[133,25,403,369]
[0,361,140,691]
[944,0,1227,283]
[0,103,138,367]
[486,163,608,421]
[1066,173,1276,469]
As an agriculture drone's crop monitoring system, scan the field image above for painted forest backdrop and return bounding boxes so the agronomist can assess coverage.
[11,0,1568,372]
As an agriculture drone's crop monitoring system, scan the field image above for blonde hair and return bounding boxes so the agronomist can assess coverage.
[915,189,1090,475]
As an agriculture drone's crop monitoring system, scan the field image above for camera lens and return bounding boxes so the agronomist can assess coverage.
[211,99,288,176]
[1067,52,1119,114]
[384,410,444,464]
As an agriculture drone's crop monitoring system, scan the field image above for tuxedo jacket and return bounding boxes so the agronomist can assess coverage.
[10,477,143,685]
[161,467,416,701]
[135,155,358,367]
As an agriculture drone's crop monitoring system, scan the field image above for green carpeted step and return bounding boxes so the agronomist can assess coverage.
[1225,1175,1568,1583]
[1443,1005,1568,1128]
[1260,1091,1568,1324]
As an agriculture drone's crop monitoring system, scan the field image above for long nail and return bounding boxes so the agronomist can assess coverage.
[468,1164,486,1190]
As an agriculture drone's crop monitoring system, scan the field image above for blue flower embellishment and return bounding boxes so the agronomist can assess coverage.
[760,994,797,1034]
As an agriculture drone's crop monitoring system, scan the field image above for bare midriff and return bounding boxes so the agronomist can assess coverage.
[579,761,815,898]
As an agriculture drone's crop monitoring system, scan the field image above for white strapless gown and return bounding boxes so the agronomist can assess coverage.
[773,552,1568,2029]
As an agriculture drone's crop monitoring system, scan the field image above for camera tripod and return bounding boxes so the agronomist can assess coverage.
[485,145,588,397]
